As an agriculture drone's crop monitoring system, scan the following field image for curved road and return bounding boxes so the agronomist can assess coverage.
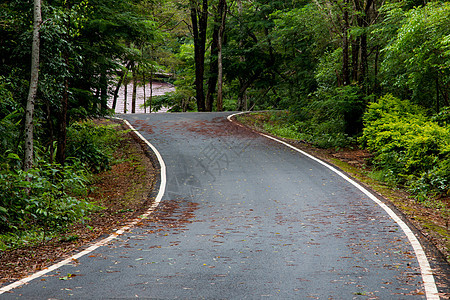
[1,112,444,299]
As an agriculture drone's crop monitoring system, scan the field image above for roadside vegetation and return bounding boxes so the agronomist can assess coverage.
[0,120,125,250]
[1,0,449,263]
[0,120,157,283]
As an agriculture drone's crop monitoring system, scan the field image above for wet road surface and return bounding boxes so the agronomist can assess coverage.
[1,112,439,299]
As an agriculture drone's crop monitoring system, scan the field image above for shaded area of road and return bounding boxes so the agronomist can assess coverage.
[2,112,433,298]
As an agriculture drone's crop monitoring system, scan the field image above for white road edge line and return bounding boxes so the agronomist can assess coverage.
[0,117,167,295]
[228,112,440,300]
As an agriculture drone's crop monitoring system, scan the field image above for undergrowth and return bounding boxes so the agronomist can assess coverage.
[0,120,125,250]
[237,111,355,149]
[360,95,449,202]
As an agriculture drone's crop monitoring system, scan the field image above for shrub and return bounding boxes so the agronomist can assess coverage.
[0,162,96,236]
[0,119,123,249]
[287,85,364,148]
[360,94,450,196]
[432,107,450,127]
[0,80,22,167]
[66,120,123,173]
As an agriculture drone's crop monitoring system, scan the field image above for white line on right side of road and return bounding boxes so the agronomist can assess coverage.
[228,112,440,300]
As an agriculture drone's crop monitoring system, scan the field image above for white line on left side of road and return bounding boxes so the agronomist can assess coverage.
[0,118,166,295]
[227,112,440,300]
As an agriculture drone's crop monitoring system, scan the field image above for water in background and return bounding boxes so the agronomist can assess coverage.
[108,82,175,114]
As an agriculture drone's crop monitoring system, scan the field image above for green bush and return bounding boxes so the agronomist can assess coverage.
[0,119,124,249]
[431,107,450,127]
[287,85,364,148]
[0,162,96,236]
[0,80,22,168]
[360,94,450,196]
[66,120,123,173]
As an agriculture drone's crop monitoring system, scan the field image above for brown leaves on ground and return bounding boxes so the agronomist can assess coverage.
[232,113,449,264]
[0,120,158,285]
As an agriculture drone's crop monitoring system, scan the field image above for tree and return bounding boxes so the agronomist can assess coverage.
[24,0,42,171]
[206,0,227,111]
[381,2,450,111]
[205,3,220,112]
[216,0,227,111]
[190,0,209,112]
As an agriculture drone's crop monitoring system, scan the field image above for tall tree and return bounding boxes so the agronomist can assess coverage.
[235,0,247,111]
[205,4,220,112]
[206,0,227,111]
[56,2,71,166]
[190,0,208,112]
[342,0,350,86]
[216,0,227,112]
[24,0,42,171]
[381,2,450,110]
[131,61,137,114]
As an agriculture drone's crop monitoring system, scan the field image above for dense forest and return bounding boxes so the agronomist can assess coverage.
[0,0,449,247]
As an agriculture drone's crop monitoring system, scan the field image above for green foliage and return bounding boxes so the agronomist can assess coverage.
[143,42,196,112]
[0,80,22,168]
[381,2,450,109]
[0,120,126,249]
[360,94,450,196]
[287,85,364,148]
[0,162,95,236]
[242,111,354,149]
[66,121,124,173]
[0,0,159,250]
[262,118,305,141]
[2,0,449,249]
[315,49,342,91]
[431,107,450,127]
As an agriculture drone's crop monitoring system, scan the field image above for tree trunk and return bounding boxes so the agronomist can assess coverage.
[112,62,132,110]
[237,74,258,111]
[440,78,450,107]
[112,74,123,111]
[352,0,363,84]
[351,37,359,82]
[216,40,224,111]
[374,45,380,94]
[143,70,146,113]
[56,2,73,166]
[24,0,42,171]
[190,0,208,112]
[216,0,227,112]
[124,72,128,113]
[131,62,137,114]
[360,33,368,89]
[236,0,247,111]
[342,0,350,86]
[45,100,55,164]
[436,75,440,113]
[150,68,153,112]
[360,0,374,93]
[205,15,219,112]
[100,68,108,113]
[56,55,69,165]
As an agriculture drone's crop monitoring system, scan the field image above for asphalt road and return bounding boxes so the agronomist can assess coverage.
[1,112,442,299]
